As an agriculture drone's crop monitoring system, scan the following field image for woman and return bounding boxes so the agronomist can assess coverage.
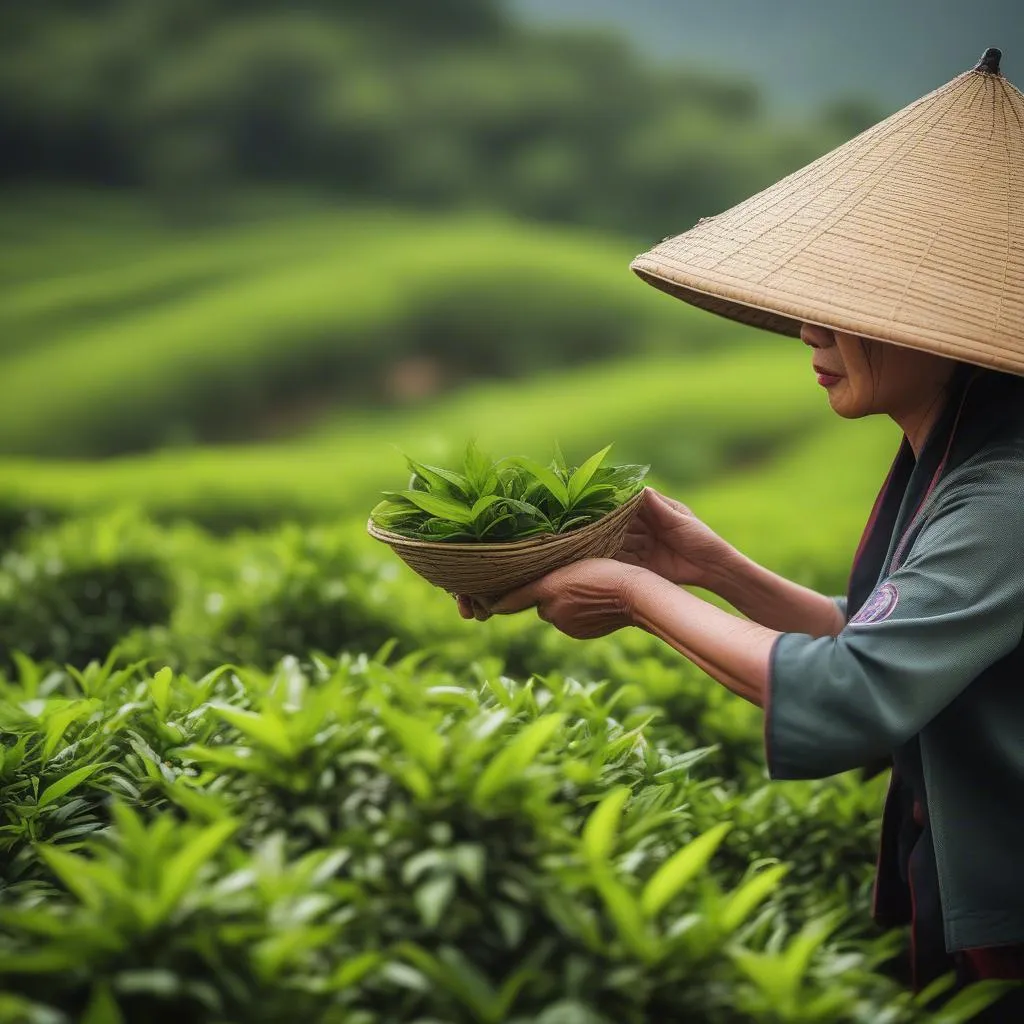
[457,48,1024,1014]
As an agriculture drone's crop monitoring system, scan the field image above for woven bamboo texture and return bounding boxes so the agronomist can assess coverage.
[631,58,1024,376]
[367,490,644,598]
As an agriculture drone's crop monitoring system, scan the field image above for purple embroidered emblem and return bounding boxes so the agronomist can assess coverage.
[849,582,899,626]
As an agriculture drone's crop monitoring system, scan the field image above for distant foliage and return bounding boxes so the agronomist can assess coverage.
[0,0,869,237]
[0,207,726,458]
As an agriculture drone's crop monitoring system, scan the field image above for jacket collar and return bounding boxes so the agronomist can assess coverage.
[847,365,1024,617]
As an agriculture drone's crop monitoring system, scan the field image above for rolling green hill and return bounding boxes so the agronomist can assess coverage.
[0,193,744,458]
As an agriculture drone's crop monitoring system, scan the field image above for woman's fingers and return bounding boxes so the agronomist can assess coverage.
[643,487,692,520]
[454,594,493,621]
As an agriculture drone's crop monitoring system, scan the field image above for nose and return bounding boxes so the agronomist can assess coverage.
[800,324,834,348]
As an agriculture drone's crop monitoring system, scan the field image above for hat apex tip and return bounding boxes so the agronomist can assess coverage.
[975,47,1002,74]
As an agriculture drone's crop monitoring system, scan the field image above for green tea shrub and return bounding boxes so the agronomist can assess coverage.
[213,559,408,670]
[0,513,176,673]
[143,523,414,673]
[0,653,1000,1024]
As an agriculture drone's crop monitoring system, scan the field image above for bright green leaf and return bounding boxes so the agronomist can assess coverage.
[415,875,456,929]
[581,787,630,864]
[640,822,731,918]
[378,705,445,773]
[593,868,656,962]
[393,490,475,525]
[149,667,173,718]
[81,982,124,1024]
[210,704,294,759]
[38,762,109,808]
[509,458,570,508]
[719,863,789,933]
[568,444,612,504]
[473,713,565,803]
[156,818,237,920]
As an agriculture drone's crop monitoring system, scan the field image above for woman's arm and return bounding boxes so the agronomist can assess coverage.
[617,489,844,639]
[627,571,778,708]
[488,559,779,709]
[705,548,846,639]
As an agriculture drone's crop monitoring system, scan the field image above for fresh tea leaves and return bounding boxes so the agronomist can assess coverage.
[370,442,649,542]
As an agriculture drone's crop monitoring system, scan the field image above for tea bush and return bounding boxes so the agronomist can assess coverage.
[0,653,1003,1023]
[0,513,176,674]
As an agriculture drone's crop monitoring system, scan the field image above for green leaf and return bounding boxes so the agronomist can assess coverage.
[568,444,613,504]
[470,494,505,522]
[394,762,434,800]
[42,700,100,762]
[581,787,630,864]
[37,846,122,910]
[780,914,841,993]
[210,704,294,759]
[378,705,445,773]
[149,667,173,718]
[477,512,518,539]
[0,949,85,973]
[406,458,467,499]
[719,863,789,933]
[393,490,475,525]
[509,458,570,508]
[557,514,601,534]
[551,441,569,475]
[592,868,656,961]
[397,943,499,1022]
[328,952,383,992]
[38,762,109,808]
[913,972,958,1008]
[463,440,496,496]
[731,948,789,1003]
[156,818,237,920]
[10,650,43,697]
[415,875,456,929]
[934,980,1019,1024]
[473,713,565,803]
[640,822,731,918]
[81,982,124,1024]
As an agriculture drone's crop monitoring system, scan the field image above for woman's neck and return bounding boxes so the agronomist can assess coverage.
[890,385,955,460]
[891,363,984,459]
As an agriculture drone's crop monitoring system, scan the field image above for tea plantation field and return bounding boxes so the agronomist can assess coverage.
[1,196,999,1022]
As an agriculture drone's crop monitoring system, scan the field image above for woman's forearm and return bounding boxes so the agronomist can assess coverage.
[628,572,780,708]
[703,547,845,638]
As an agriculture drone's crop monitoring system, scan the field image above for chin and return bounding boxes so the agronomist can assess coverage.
[826,390,870,420]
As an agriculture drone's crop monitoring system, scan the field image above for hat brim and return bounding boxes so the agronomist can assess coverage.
[630,64,1024,378]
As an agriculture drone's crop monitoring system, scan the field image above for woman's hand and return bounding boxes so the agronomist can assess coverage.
[615,486,732,589]
[455,558,646,638]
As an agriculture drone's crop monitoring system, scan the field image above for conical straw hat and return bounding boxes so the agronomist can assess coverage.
[631,48,1024,376]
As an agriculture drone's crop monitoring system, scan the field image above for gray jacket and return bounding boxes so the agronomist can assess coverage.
[766,365,1024,952]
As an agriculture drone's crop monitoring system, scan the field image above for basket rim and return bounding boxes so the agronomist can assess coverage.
[366,488,644,553]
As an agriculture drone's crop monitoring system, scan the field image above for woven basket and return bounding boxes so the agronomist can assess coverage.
[367,490,644,598]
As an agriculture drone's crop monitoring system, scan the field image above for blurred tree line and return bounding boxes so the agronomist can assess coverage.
[0,0,881,237]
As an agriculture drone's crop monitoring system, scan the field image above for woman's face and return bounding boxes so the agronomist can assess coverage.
[799,324,956,419]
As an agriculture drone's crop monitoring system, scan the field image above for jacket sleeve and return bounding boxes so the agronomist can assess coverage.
[831,595,848,623]
[766,466,1024,780]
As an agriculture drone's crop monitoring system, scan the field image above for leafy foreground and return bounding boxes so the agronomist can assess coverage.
[370,443,648,543]
[0,651,1007,1024]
